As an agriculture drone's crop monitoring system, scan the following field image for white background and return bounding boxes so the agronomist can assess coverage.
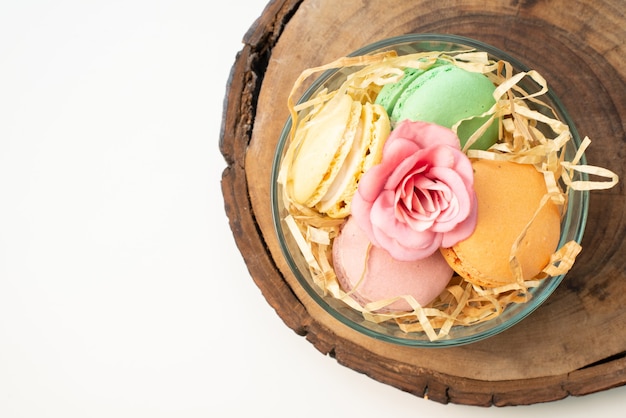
[0,1,623,417]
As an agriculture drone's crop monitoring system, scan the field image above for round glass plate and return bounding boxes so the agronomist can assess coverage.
[270,34,589,347]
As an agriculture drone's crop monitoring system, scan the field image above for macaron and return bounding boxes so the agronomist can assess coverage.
[440,159,562,288]
[288,95,390,218]
[332,216,454,312]
[374,67,429,113]
[375,64,498,150]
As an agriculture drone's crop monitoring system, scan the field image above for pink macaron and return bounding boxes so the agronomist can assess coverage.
[332,216,454,312]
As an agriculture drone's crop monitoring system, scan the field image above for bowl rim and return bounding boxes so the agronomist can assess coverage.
[270,33,590,347]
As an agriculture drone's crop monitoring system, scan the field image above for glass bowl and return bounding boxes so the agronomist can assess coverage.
[270,34,589,347]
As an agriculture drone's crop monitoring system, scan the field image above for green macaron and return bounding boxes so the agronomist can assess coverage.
[375,64,498,150]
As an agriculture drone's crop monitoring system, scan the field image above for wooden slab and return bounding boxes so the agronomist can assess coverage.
[220,0,626,406]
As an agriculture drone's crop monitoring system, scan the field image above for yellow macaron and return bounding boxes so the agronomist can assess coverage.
[287,94,390,218]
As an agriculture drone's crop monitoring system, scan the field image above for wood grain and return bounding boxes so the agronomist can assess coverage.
[220,0,626,406]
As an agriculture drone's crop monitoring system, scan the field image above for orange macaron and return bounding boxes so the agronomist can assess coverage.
[440,159,562,288]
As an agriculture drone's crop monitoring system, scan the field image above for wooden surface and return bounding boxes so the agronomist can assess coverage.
[220,0,626,406]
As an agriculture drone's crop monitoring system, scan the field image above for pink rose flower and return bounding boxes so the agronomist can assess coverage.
[351,120,477,261]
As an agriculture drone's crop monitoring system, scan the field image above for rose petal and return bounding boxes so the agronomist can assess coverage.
[355,164,390,202]
[370,191,440,250]
[427,166,472,231]
[386,152,424,191]
[372,220,443,261]
[390,120,461,150]
[441,193,478,247]
[382,136,420,164]
[419,145,457,169]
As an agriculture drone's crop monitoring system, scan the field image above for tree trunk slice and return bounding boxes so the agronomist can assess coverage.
[220,0,626,406]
